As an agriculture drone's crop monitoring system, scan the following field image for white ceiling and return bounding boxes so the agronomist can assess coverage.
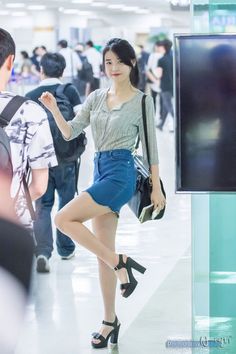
[0,0,188,15]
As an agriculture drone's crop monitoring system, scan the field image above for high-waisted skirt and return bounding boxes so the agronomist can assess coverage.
[85,149,136,216]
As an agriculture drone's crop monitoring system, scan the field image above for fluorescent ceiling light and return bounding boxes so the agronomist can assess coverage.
[107,4,124,9]
[90,2,106,7]
[71,0,93,4]
[63,9,79,14]
[0,10,9,15]
[122,6,139,12]
[28,5,46,10]
[6,3,25,8]
[12,11,27,16]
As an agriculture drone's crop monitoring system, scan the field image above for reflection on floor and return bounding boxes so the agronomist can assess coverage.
[15,126,192,354]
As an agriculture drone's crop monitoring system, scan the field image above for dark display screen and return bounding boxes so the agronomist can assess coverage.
[175,34,236,192]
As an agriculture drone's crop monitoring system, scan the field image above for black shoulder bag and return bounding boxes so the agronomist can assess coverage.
[127,94,166,222]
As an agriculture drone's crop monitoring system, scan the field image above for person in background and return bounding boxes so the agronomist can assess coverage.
[58,39,82,84]
[30,46,47,77]
[137,44,149,92]
[20,51,32,78]
[39,37,165,349]
[0,125,34,351]
[0,215,34,354]
[146,41,163,112]
[30,47,40,72]
[74,43,89,101]
[26,52,82,273]
[84,40,102,94]
[0,31,35,351]
[0,28,57,231]
[38,45,47,57]
[155,39,174,132]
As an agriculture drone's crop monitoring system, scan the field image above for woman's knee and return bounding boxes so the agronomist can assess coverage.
[54,210,69,232]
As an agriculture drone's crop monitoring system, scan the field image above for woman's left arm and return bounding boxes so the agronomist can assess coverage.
[150,164,166,213]
[139,95,166,212]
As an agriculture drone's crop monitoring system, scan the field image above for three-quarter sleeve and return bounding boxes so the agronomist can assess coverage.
[139,95,159,165]
[64,90,96,141]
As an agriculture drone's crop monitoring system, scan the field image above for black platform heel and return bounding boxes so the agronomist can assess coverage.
[114,254,146,298]
[91,316,120,349]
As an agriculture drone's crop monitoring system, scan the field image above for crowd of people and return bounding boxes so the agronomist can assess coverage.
[0,27,168,353]
[13,38,174,130]
[14,40,103,101]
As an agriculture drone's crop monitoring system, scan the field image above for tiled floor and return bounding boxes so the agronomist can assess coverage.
[15,123,192,354]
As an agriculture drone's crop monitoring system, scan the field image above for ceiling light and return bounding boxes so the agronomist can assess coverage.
[12,11,27,16]
[121,6,139,12]
[107,4,124,10]
[90,2,106,7]
[28,5,46,10]
[6,3,25,8]
[71,0,93,4]
[0,10,9,15]
[63,9,79,14]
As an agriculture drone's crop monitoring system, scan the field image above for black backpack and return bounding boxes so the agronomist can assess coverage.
[43,84,87,164]
[78,57,94,83]
[0,96,36,220]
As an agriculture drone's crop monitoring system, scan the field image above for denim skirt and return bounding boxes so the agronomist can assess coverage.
[85,149,136,216]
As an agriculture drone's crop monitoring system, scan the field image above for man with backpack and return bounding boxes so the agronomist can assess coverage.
[26,52,87,273]
[0,28,58,230]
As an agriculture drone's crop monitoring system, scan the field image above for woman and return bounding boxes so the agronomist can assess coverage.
[39,38,166,349]
[20,51,33,77]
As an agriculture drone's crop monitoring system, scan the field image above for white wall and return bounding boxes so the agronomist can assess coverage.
[0,11,57,54]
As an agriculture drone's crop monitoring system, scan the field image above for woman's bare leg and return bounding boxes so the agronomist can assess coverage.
[55,192,118,266]
[91,213,119,345]
[55,192,129,292]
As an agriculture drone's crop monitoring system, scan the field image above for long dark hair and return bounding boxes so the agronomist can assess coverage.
[103,38,139,87]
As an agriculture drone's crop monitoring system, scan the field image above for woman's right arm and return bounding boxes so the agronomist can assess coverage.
[39,92,72,139]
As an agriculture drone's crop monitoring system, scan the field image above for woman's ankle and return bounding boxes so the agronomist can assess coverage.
[103,312,116,323]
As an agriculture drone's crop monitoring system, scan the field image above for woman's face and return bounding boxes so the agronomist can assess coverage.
[104,50,131,84]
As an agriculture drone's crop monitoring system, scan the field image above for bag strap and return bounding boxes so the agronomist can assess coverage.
[74,159,80,195]
[135,94,150,167]
[22,171,36,221]
[55,83,72,96]
[0,95,28,127]
[141,94,150,166]
[13,162,36,221]
[0,95,27,179]
[0,95,36,220]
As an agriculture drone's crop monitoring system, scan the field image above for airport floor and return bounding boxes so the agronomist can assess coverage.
[15,119,192,354]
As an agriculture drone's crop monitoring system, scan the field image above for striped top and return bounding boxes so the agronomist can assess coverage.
[66,88,159,165]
